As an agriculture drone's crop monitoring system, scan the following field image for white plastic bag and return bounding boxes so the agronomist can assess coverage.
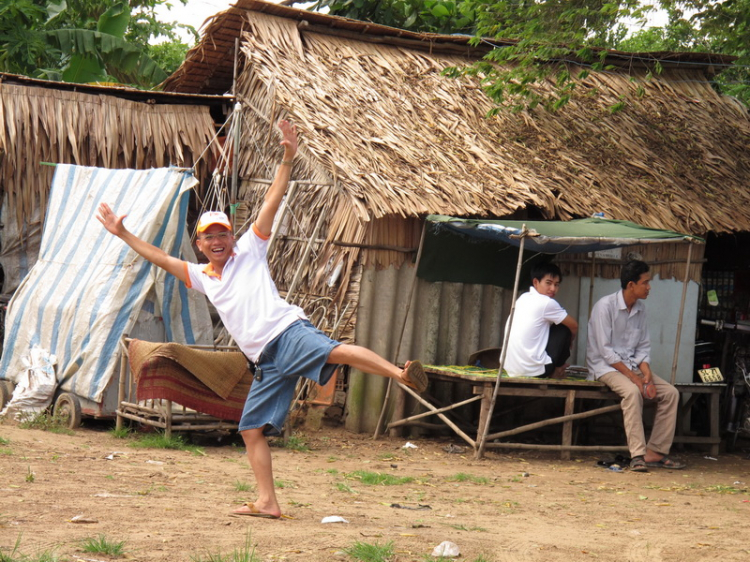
[431,541,460,558]
[0,346,57,419]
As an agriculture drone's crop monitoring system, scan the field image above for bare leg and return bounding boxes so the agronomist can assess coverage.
[233,427,282,517]
[328,344,427,392]
[327,344,402,378]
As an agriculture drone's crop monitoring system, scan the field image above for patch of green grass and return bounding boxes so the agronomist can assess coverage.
[446,472,489,485]
[234,480,252,492]
[191,532,260,562]
[326,468,339,475]
[109,426,134,439]
[25,467,34,483]
[80,534,126,557]
[271,435,310,452]
[274,479,295,489]
[327,456,339,463]
[377,453,398,461]
[128,433,205,455]
[343,540,394,562]
[17,412,74,435]
[347,471,413,486]
[0,436,9,445]
[704,484,747,494]
[0,448,12,456]
[336,482,356,494]
[0,535,61,562]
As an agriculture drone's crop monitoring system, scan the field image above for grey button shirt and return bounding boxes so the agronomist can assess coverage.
[586,290,650,380]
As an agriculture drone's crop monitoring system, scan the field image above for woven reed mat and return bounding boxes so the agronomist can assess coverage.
[128,340,248,399]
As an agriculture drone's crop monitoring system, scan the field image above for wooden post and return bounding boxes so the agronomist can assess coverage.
[588,253,596,318]
[709,389,720,457]
[475,225,528,459]
[116,336,128,432]
[475,384,494,445]
[165,400,173,440]
[561,390,576,460]
[374,221,428,439]
[670,242,694,384]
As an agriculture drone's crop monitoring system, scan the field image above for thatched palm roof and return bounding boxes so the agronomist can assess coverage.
[163,0,749,240]
[0,73,226,231]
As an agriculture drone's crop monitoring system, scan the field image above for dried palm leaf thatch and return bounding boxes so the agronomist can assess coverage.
[0,82,218,232]
[167,2,747,320]
[557,241,705,284]
[224,10,750,238]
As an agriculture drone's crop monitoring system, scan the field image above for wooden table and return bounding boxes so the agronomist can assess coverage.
[673,382,725,457]
[389,367,725,459]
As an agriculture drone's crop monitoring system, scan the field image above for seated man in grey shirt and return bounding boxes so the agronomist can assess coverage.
[587,260,685,472]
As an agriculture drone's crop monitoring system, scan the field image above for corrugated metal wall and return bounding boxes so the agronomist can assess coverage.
[344,264,700,436]
[345,264,511,434]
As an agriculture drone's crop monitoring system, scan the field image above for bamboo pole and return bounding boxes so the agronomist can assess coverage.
[475,225,529,459]
[588,253,596,318]
[484,443,629,452]
[229,37,240,227]
[373,221,428,439]
[392,383,476,446]
[670,242,695,384]
[230,103,241,227]
[267,181,298,252]
[484,403,622,441]
[385,394,483,428]
[285,207,327,299]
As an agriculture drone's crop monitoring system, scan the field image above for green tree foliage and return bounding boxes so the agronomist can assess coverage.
[308,0,750,109]
[311,0,476,34]
[0,0,196,88]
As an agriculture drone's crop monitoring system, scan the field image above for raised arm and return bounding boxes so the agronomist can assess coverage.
[97,202,189,284]
[254,120,298,238]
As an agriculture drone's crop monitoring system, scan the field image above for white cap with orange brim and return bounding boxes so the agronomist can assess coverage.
[197,211,232,233]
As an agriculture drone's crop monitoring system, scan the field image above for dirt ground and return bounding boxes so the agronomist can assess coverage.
[1,420,750,562]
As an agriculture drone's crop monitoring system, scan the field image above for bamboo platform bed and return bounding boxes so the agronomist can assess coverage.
[387,366,724,459]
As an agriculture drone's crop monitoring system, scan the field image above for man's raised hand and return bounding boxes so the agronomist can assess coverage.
[278,120,298,159]
[97,202,127,237]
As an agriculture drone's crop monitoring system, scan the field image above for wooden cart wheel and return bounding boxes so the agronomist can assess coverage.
[0,380,14,410]
[53,392,82,429]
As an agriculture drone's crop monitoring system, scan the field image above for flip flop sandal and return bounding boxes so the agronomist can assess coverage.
[402,361,427,393]
[629,456,648,473]
[615,454,632,466]
[231,502,281,519]
[646,456,686,470]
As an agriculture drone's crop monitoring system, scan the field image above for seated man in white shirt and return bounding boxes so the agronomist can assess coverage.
[504,263,578,378]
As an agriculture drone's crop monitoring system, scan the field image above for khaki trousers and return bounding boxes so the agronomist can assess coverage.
[599,370,679,458]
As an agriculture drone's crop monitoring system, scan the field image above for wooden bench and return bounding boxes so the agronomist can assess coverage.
[388,366,724,459]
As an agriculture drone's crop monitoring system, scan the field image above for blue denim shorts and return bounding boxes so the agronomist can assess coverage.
[238,320,341,436]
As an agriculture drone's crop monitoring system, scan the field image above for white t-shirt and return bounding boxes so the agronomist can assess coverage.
[503,286,569,377]
[185,224,306,362]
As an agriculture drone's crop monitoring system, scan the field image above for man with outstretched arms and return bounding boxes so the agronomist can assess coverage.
[98,120,427,518]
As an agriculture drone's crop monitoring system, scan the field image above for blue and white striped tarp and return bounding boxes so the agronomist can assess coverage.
[0,165,213,403]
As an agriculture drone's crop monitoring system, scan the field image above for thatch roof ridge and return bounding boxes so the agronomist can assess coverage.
[222,10,750,236]
[0,81,219,231]
[0,72,229,106]
[163,1,750,237]
[162,0,735,95]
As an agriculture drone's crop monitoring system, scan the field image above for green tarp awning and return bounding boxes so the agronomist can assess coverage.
[417,215,703,288]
